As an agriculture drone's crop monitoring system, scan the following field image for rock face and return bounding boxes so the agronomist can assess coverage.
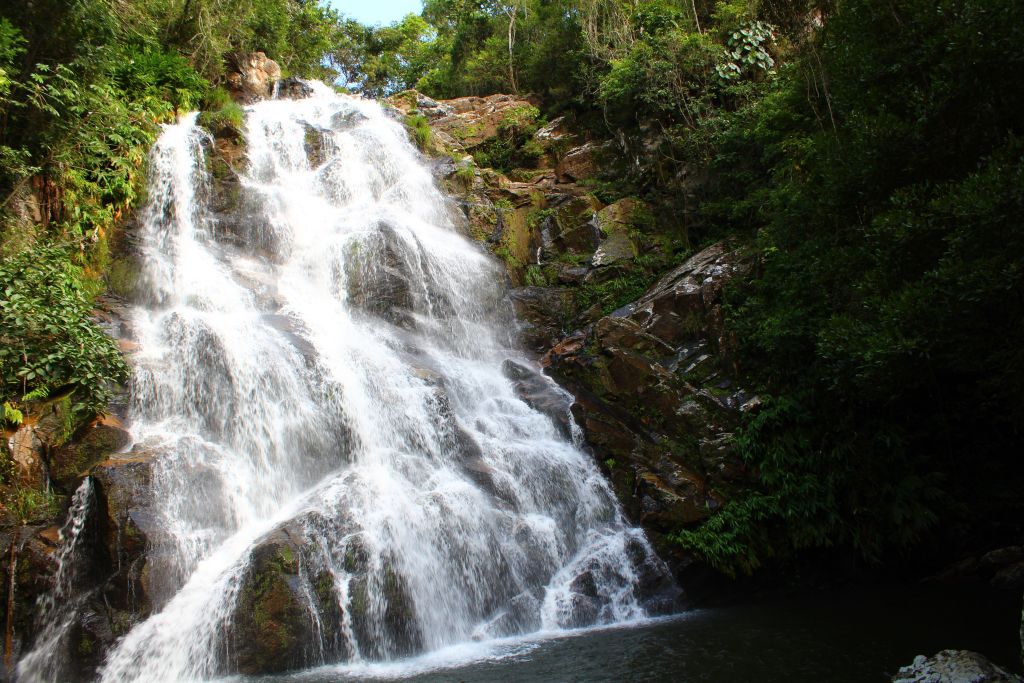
[542,242,755,565]
[428,93,539,149]
[6,394,75,489]
[90,450,160,615]
[892,650,1024,683]
[226,52,281,104]
[276,76,314,100]
[389,91,753,577]
[227,517,423,674]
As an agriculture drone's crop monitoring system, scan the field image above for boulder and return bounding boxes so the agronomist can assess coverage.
[49,415,131,492]
[595,198,641,235]
[7,394,76,488]
[892,650,1023,683]
[90,450,160,614]
[275,76,314,100]
[556,141,607,183]
[544,195,601,258]
[591,231,636,268]
[225,52,281,104]
[229,528,314,675]
[7,425,47,490]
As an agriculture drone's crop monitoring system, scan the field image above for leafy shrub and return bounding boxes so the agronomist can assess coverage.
[0,246,129,417]
[198,100,245,138]
[112,49,209,112]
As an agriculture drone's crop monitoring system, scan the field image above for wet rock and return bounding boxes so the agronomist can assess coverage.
[229,528,313,675]
[892,650,1023,682]
[509,286,576,353]
[501,359,573,438]
[344,223,415,329]
[276,76,314,100]
[637,467,714,527]
[90,450,159,614]
[7,425,47,490]
[225,52,281,104]
[347,561,423,660]
[303,123,330,167]
[49,415,131,492]
[330,109,369,132]
[542,242,753,562]
[7,393,76,488]
[0,525,61,659]
[591,231,636,268]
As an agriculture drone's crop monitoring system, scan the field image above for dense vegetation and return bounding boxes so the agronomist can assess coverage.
[342,0,1024,574]
[2,0,1021,577]
[0,0,341,421]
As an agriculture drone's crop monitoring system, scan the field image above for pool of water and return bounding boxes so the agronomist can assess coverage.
[244,584,1022,683]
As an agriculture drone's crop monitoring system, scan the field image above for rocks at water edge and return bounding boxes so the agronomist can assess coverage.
[892,650,1023,683]
[228,517,424,674]
[229,528,314,675]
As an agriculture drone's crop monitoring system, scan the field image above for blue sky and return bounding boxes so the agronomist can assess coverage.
[329,0,424,26]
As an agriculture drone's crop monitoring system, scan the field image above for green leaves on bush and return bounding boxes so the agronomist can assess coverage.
[0,247,129,417]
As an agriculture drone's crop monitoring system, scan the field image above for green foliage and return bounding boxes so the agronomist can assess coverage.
[716,21,776,82]
[524,265,548,287]
[0,247,129,416]
[2,402,23,427]
[453,161,475,189]
[198,100,245,138]
[5,486,62,523]
[405,113,434,151]
[676,0,1024,573]
[471,105,543,172]
[112,49,209,111]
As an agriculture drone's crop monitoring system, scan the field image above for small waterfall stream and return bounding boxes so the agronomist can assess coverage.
[17,479,95,683]
[26,83,675,682]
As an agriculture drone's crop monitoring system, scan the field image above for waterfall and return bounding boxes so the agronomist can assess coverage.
[17,478,95,683]
[89,83,672,681]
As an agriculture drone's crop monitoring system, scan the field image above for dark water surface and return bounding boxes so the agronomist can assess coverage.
[247,585,1021,683]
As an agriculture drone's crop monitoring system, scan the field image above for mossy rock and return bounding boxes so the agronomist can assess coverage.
[50,415,131,491]
[229,529,314,675]
[303,124,330,167]
[547,195,602,257]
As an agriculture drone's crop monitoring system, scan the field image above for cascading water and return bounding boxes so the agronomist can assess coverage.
[17,479,95,683]
[68,83,672,682]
